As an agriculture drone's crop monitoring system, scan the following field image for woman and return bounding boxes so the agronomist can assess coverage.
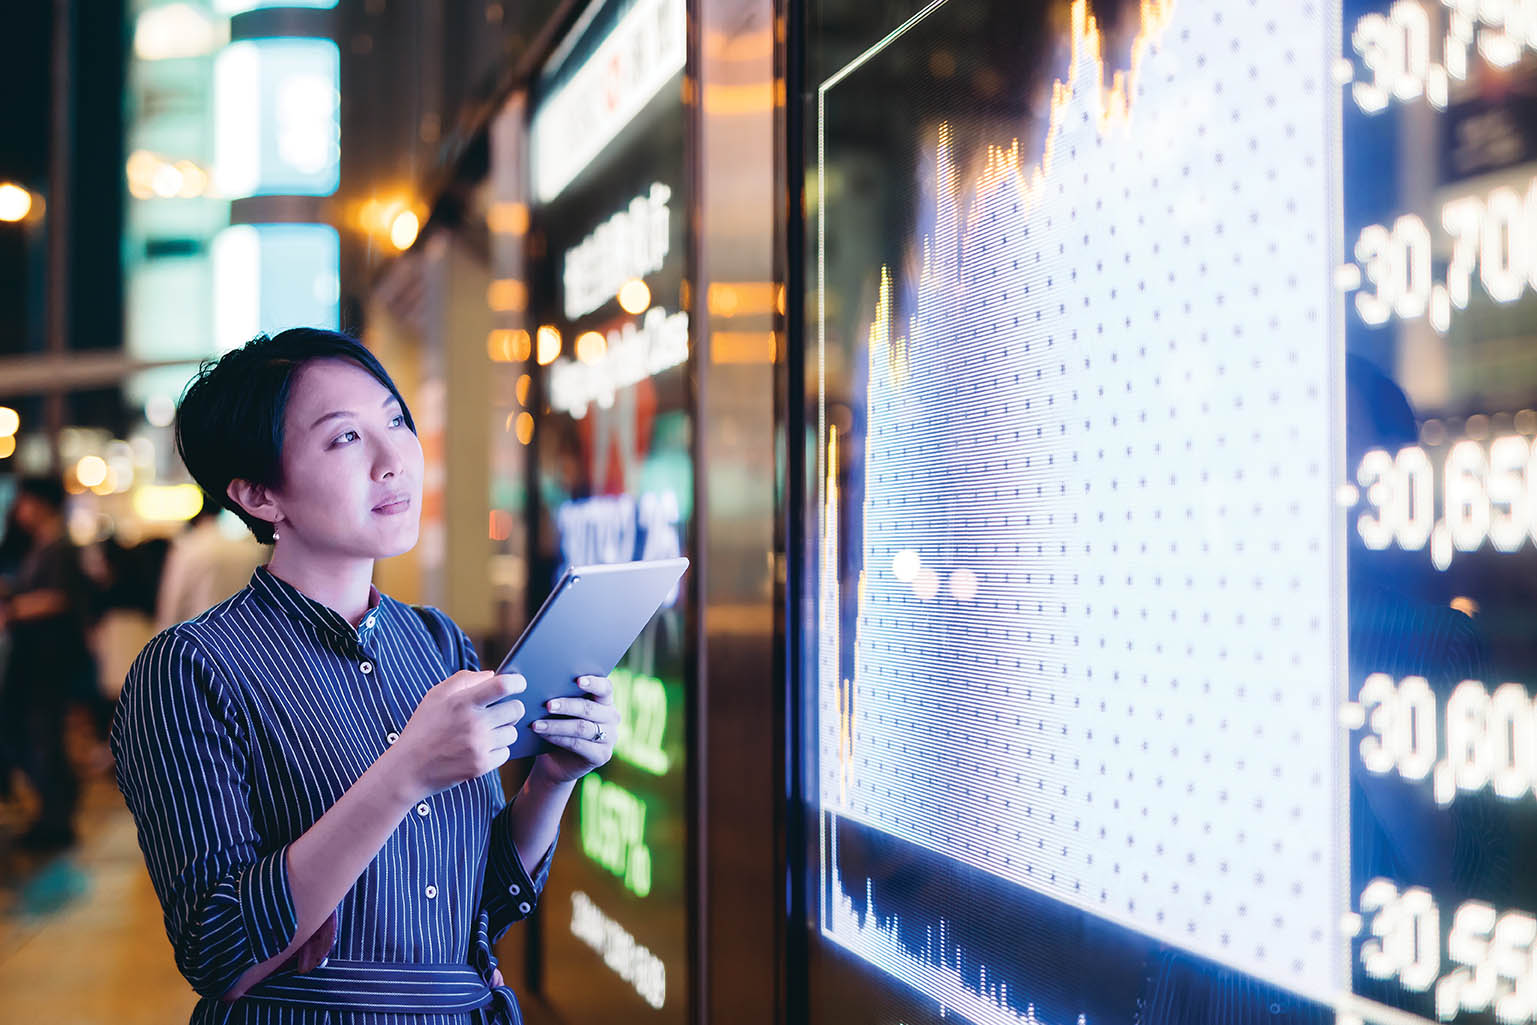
[112,328,617,1024]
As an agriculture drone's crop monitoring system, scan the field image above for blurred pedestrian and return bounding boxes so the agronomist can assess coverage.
[0,498,33,806]
[155,503,266,630]
[0,476,93,852]
[87,533,169,747]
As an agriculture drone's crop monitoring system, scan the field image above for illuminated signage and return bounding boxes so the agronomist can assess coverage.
[134,4,226,61]
[580,772,653,897]
[807,0,1537,1022]
[213,0,336,12]
[528,5,690,1016]
[1348,175,1537,335]
[548,307,689,418]
[564,183,672,320]
[214,38,340,198]
[810,0,1344,1019]
[530,0,686,202]
[1353,432,1537,569]
[608,668,671,776]
[570,891,667,1009]
[825,0,1338,977]
[127,258,214,363]
[556,491,683,604]
[212,223,340,352]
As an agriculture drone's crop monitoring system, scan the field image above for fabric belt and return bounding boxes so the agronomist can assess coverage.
[241,912,522,1023]
[242,960,494,1014]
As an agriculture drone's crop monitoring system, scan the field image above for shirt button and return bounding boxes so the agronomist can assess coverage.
[425,885,438,899]
[359,661,373,674]
[416,802,430,817]
[508,883,521,896]
[364,614,376,628]
[518,901,532,914]
[386,732,399,745]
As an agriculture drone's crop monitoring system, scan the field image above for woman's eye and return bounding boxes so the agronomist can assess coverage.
[335,430,360,446]
[389,414,405,428]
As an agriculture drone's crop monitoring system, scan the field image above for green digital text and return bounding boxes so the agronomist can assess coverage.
[579,772,653,898]
[610,667,671,776]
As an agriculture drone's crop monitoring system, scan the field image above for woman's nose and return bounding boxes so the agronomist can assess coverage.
[374,439,405,481]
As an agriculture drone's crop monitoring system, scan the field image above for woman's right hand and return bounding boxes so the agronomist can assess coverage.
[391,670,526,798]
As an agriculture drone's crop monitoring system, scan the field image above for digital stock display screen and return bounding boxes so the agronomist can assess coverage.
[806,1,1537,1023]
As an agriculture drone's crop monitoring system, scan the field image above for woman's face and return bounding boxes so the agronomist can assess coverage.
[270,358,424,561]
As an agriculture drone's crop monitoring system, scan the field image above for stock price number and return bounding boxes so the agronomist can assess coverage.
[1350,175,1537,336]
[1351,0,1537,114]
[1359,881,1537,1022]
[610,667,671,776]
[1356,433,1537,568]
[580,773,654,898]
[1352,673,1537,807]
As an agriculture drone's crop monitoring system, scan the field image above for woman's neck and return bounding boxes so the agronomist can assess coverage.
[264,545,377,626]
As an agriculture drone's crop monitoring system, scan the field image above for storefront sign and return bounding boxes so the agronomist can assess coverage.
[563,183,672,320]
[531,0,686,202]
[548,307,689,417]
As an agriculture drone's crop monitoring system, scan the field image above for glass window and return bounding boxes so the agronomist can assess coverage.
[519,1,692,1019]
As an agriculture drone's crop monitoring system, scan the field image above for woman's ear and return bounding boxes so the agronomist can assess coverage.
[227,479,281,531]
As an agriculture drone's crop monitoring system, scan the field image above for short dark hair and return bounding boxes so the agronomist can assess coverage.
[174,328,416,544]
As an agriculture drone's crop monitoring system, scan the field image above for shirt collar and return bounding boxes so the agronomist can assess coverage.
[249,566,388,646]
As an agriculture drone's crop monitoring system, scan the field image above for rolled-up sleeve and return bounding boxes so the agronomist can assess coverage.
[111,628,299,998]
[480,775,558,942]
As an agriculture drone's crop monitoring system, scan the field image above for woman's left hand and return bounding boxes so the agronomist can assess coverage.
[531,675,619,783]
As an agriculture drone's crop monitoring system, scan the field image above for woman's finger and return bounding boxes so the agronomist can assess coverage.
[576,675,614,702]
[463,671,524,703]
[545,696,618,723]
[488,722,519,750]
[484,699,525,729]
[540,732,610,763]
[533,716,611,742]
[289,910,338,974]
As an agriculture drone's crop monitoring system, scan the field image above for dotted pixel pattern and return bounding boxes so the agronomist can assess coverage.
[819,0,1341,1001]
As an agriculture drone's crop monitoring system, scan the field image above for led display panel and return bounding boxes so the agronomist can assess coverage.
[213,38,340,198]
[803,1,1537,1023]
[524,1,691,1021]
[214,0,336,11]
[211,222,339,353]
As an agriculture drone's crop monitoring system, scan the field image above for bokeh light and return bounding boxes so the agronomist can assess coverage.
[618,278,652,314]
[75,455,108,489]
[389,210,420,251]
[536,325,562,365]
[575,331,607,364]
[0,183,33,223]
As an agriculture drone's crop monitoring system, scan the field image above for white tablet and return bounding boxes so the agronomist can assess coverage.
[494,557,689,757]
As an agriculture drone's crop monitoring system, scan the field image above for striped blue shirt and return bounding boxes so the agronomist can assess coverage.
[112,567,552,1025]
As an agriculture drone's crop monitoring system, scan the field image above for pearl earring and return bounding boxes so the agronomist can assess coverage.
[272,527,281,542]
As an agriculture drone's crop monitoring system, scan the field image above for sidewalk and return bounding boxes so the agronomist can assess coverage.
[0,777,199,1024]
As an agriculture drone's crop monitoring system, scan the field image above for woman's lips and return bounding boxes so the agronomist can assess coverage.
[373,497,411,515]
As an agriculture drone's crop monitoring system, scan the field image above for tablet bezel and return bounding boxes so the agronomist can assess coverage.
[490,557,689,756]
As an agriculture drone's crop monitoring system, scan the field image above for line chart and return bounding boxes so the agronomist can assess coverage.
[817,0,1345,1011]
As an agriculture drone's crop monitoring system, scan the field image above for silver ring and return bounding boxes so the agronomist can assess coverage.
[594,724,606,743]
